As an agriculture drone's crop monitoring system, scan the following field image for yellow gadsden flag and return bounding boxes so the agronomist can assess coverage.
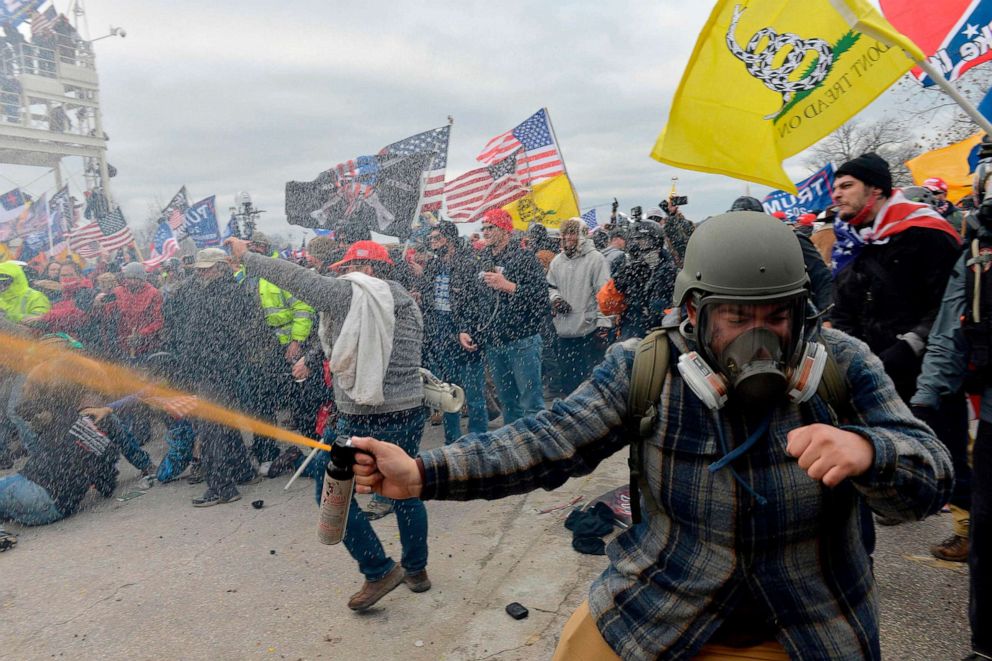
[906,132,984,204]
[502,173,580,232]
[652,0,924,192]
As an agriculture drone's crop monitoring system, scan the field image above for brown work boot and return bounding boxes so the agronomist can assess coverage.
[404,569,431,593]
[930,534,969,562]
[347,565,405,611]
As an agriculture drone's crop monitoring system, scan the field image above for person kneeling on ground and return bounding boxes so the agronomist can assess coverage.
[0,355,121,550]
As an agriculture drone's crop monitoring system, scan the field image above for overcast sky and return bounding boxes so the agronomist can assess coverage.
[5,0,906,241]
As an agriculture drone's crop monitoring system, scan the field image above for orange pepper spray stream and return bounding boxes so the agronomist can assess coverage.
[0,329,332,452]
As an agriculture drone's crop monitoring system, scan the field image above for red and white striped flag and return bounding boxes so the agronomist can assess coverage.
[379,126,450,215]
[476,108,565,187]
[96,206,135,252]
[162,186,190,231]
[68,222,103,257]
[31,6,57,36]
[444,150,528,222]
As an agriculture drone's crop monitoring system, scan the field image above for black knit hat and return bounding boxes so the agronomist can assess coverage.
[835,153,892,196]
[436,220,460,242]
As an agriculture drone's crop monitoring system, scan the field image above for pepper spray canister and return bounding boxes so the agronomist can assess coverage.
[316,436,358,545]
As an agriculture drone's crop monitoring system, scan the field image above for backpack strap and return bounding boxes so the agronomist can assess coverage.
[626,328,670,525]
[814,345,851,425]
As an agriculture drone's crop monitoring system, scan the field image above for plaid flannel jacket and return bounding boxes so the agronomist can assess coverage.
[419,327,953,660]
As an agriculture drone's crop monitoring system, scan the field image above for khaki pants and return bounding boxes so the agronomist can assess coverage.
[552,601,789,661]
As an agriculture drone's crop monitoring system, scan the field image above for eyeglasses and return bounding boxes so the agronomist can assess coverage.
[481,225,497,232]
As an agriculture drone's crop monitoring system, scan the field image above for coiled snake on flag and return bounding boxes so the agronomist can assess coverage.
[725,4,834,119]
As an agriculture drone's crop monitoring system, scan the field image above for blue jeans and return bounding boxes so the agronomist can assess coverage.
[486,333,544,424]
[6,375,37,456]
[310,407,429,581]
[426,312,488,444]
[556,332,605,396]
[0,474,63,525]
[156,420,196,482]
[443,360,487,444]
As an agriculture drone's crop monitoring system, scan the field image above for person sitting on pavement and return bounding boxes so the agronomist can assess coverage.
[347,212,953,660]
[227,235,431,612]
[0,354,138,550]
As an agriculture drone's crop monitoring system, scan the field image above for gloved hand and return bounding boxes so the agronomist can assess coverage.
[878,339,923,395]
[551,298,572,315]
[910,405,941,433]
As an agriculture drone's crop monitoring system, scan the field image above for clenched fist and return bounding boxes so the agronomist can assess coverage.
[786,423,875,488]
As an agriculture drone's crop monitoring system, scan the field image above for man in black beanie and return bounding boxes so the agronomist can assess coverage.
[830,152,961,403]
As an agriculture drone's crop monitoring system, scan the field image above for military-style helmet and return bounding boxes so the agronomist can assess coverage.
[629,220,666,249]
[674,211,809,307]
[902,186,937,208]
[728,196,765,213]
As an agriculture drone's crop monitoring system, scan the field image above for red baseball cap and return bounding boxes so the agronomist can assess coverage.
[771,210,788,221]
[481,208,514,232]
[330,240,394,271]
[797,213,816,226]
[923,177,948,194]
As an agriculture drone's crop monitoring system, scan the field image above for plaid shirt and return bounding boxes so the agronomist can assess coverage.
[420,327,952,660]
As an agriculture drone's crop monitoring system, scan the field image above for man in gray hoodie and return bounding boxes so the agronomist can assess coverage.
[547,218,612,394]
[227,237,429,613]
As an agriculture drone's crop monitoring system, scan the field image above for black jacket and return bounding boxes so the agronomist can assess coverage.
[613,250,677,340]
[421,246,487,364]
[472,243,551,347]
[832,226,960,397]
[164,275,280,406]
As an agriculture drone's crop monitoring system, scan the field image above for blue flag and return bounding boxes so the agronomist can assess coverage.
[762,164,835,220]
[184,196,221,248]
[979,87,992,124]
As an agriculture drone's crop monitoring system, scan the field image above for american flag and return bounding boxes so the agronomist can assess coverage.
[0,187,26,211]
[162,186,189,231]
[30,4,56,35]
[96,206,134,252]
[379,125,449,214]
[444,150,528,222]
[142,219,179,267]
[580,208,598,231]
[68,222,103,257]
[476,108,566,187]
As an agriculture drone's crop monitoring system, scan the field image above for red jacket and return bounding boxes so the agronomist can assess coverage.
[34,278,92,335]
[103,282,164,356]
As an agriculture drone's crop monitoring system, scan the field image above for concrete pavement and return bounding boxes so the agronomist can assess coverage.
[0,422,973,660]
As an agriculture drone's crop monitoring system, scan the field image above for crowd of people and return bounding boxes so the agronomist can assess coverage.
[0,150,988,659]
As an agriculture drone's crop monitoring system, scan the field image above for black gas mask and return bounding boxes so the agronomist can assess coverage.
[677,296,826,410]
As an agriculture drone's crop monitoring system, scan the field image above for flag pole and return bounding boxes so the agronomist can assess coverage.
[544,107,581,209]
[823,0,992,136]
[912,57,992,136]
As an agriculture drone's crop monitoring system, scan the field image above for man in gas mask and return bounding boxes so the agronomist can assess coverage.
[347,212,952,660]
[911,154,992,661]
[605,220,677,340]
